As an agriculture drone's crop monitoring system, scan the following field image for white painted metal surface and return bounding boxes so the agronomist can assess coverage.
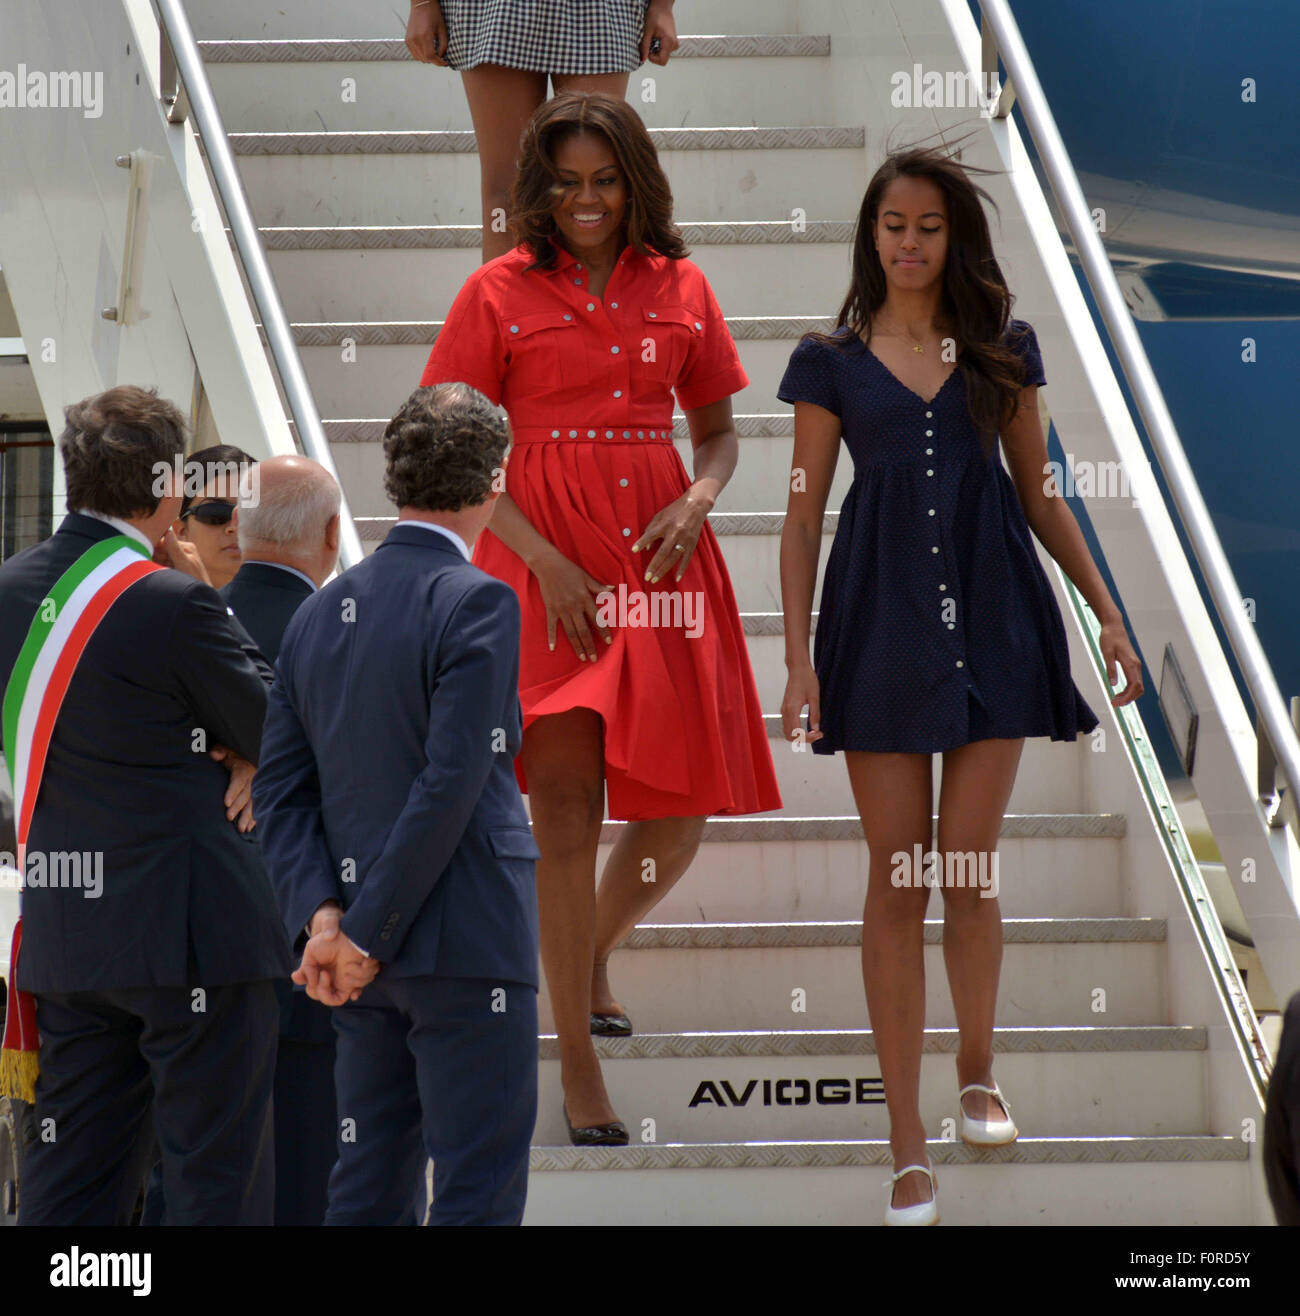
[0,0,297,485]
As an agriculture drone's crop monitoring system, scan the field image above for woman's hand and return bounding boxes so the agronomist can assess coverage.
[781,662,823,744]
[642,0,681,66]
[1099,619,1144,707]
[633,488,711,584]
[406,0,449,66]
[532,549,615,663]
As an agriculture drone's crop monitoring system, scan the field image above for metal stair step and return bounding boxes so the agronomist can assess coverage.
[532,1025,1206,1147]
[523,1136,1250,1225]
[539,917,1166,1033]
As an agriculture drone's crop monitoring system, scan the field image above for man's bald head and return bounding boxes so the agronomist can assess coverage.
[237,455,342,586]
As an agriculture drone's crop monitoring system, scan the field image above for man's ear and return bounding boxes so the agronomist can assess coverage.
[325,513,340,551]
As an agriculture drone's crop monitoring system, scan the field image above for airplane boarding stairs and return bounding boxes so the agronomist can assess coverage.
[0,0,1285,1224]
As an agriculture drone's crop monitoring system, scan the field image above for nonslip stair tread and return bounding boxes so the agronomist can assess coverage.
[301,414,798,441]
[355,512,828,538]
[259,220,856,249]
[198,34,834,62]
[537,1025,1207,1060]
[593,815,1126,841]
[621,917,1165,949]
[276,315,833,344]
[225,126,865,155]
[528,1135,1246,1170]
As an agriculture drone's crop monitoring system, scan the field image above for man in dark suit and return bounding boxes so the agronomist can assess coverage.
[1,386,292,1225]
[253,383,540,1226]
[222,454,342,1226]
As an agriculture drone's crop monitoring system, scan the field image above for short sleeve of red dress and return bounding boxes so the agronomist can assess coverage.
[674,271,748,412]
[419,267,507,404]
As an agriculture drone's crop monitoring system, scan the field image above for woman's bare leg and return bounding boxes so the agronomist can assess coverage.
[591,815,708,1016]
[845,750,935,1209]
[935,737,1024,1125]
[459,65,548,262]
[550,73,632,98]
[520,708,616,1128]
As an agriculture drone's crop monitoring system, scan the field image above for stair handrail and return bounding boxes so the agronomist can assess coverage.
[151,0,364,568]
[978,0,1300,836]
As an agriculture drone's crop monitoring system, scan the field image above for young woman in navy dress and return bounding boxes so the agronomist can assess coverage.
[777,145,1144,1225]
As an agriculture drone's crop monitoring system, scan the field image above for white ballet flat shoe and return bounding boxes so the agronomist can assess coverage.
[959,1081,1019,1146]
[882,1162,939,1226]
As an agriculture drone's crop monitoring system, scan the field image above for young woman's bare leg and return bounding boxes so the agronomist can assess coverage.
[845,750,935,1209]
[459,65,548,263]
[935,737,1024,1125]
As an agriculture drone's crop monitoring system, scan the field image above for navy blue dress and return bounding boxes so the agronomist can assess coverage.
[777,318,1100,755]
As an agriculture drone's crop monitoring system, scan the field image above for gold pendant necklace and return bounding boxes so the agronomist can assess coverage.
[879,317,927,353]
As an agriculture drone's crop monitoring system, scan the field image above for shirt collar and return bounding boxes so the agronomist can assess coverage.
[78,509,154,557]
[546,238,639,276]
[394,520,472,561]
[243,559,318,592]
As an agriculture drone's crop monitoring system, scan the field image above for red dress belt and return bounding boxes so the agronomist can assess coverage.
[508,425,677,445]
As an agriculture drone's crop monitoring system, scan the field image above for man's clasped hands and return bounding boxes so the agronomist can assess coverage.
[295,901,380,1006]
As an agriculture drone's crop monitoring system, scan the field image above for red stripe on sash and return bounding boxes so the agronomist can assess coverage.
[17,558,161,849]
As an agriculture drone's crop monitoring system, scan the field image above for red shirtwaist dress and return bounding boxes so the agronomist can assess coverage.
[419,240,782,821]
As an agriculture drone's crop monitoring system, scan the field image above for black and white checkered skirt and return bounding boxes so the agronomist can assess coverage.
[440,0,649,74]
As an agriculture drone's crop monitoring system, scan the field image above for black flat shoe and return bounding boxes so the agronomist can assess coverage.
[589,1011,633,1036]
[563,1103,629,1146]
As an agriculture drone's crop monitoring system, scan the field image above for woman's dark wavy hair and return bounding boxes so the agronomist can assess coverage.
[509,91,688,270]
[806,136,1032,456]
[180,443,257,514]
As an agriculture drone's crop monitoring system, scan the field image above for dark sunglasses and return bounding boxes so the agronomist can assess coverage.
[181,500,236,526]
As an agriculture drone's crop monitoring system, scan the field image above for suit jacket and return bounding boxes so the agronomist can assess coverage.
[220,560,332,1043]
[252,524,540,987]
[221,561,314,665]
[0,513,293,992]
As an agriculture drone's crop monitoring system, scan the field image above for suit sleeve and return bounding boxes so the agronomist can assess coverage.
[169,582,272,763]
[251,655,341,946]
[339,576,521,962]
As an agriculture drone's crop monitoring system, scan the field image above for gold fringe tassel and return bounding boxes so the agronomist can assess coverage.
[0,1045,37,1103]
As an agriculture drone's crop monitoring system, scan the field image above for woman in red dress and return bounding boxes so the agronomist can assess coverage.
[420,92,781,1141]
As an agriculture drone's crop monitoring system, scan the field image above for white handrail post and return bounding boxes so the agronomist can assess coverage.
[152,0,364,568]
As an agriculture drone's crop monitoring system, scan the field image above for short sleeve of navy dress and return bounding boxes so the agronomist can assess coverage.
[776,317,1100,754]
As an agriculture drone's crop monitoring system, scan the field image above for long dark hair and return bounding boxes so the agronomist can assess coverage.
[509,91,688,270]
[807,141,1031,455]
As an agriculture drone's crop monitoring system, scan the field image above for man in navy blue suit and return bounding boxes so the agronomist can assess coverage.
[222,454,342,1226]
[253,384,540,1226]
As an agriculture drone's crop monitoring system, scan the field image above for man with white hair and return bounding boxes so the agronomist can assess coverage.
[223,454,342,644]
[221,454,341,1225]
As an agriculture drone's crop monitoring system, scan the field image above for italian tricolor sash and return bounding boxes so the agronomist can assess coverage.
[0,534,161,1101]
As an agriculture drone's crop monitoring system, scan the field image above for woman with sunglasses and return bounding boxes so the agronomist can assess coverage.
[172,444,257,590]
